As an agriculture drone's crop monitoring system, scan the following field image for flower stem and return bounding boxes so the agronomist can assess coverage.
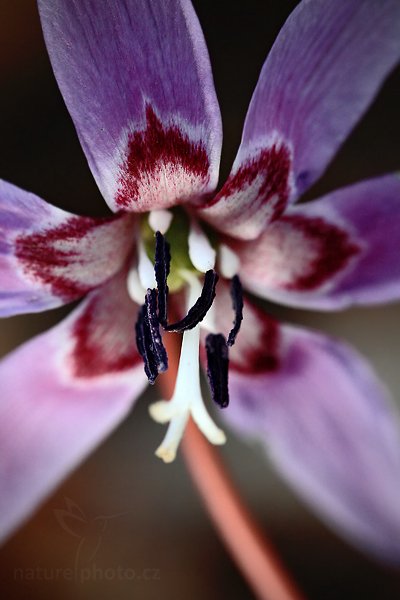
[158,332,306,600]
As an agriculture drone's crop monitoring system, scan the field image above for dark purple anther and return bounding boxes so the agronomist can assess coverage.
[165,270,219,332]
[135,304,159,384]
[154,231,171,327]
[206,333,229,408]
[145,288,168,373]
[227,274,243,347]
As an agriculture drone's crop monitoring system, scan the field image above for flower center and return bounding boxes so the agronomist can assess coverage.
[149,272,226,463]
[127,208,243,462]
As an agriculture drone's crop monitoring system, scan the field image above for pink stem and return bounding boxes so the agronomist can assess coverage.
[158,333,306,600]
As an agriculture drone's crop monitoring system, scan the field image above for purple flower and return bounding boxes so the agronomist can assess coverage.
[1,0,400,563]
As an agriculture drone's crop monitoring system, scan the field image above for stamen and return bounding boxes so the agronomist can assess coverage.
[138,238,157,289]
[219,244,240,278]
[148,209,173,234]
[154,231,171,327]
[200,299,218,333]
[145,288,168,373]
[227,275,244,347]
[127,267,146,305]
[149,275,226,463]
[206,333,229,408]
[135,304,159,384]
[165,269,219,332]
[188,219,216,272]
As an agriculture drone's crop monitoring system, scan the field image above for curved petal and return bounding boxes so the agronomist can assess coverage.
[234,175,400,310]
[199,0,400,239]
[38,0,222,213]
[0,271,148,542]
[218,296,400,561]
[0,179,135,316]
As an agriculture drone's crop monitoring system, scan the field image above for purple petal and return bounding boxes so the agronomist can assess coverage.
[38,0,222,213]
[0,271,147,542]
[0,179,135,316]
[199,0,400,239]
[219,297,400,561]
[234,175,400,310]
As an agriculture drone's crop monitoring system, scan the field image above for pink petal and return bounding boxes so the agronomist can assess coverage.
[38,0,222,212]
[0,179,135,316]
[199,0,400,239]
[217,294,400,561]
[0,271,147,542]
[234,175,400,310]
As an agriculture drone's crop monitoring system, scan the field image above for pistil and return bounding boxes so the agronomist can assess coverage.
[149,274,226,462]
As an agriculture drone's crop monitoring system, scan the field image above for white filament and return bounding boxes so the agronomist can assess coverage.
[148,209,173,234]
[188,219,216,272]
[218,244,240,278]
[126,268,146,304]
[149,273,226,463]
[137,238,156,290]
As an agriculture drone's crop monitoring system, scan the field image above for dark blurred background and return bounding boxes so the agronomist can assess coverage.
[1,1,400,598]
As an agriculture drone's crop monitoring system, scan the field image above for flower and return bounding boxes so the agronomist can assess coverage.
[1,0,400,563]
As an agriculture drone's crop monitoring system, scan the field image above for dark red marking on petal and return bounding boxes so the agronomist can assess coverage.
[115,104,210,209]
[206,144,291,219]
[231,304,281,375]
[70,281,140,378]
[281,214,360,290]
[15,216,118,301]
